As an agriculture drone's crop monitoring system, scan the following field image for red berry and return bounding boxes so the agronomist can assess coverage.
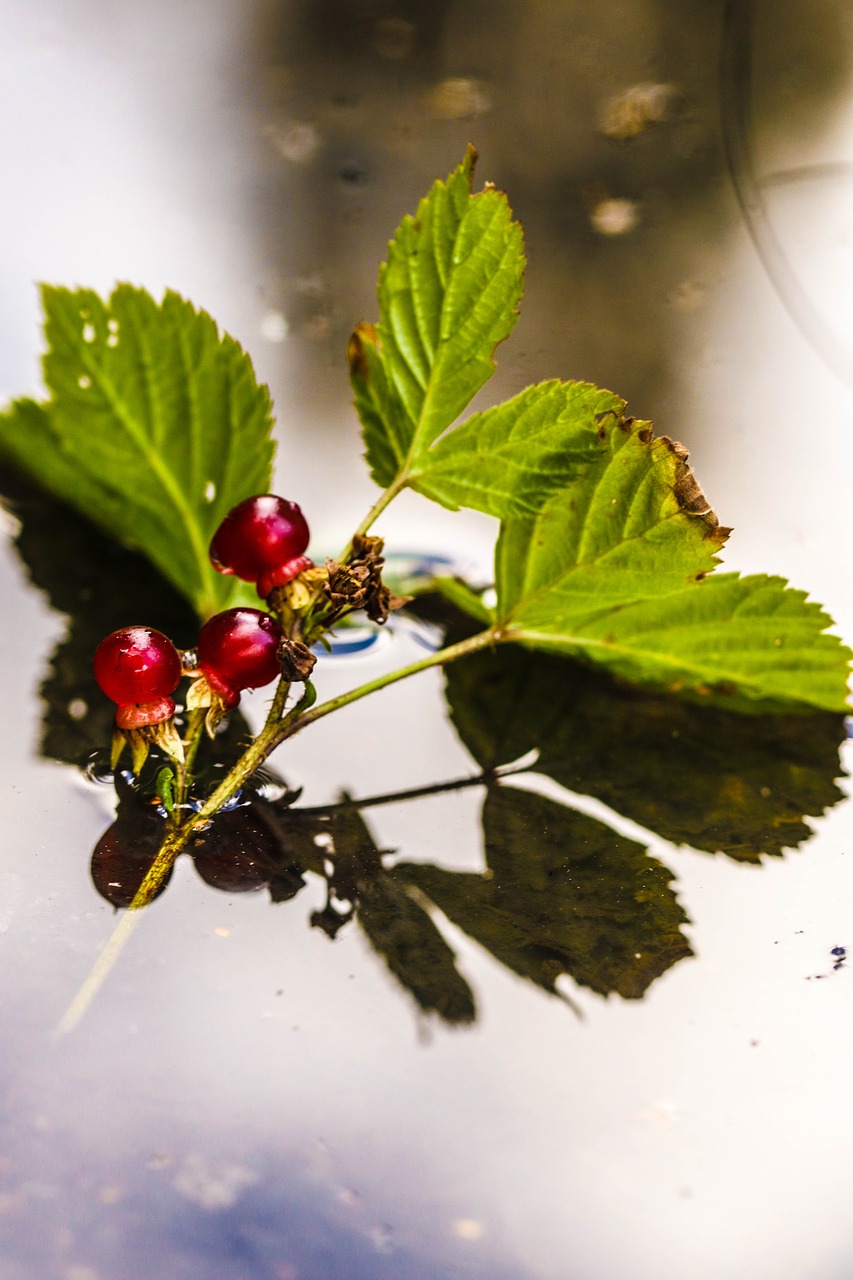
[94,627,182,710]
[197,608,283,705]
[209,495,311,598]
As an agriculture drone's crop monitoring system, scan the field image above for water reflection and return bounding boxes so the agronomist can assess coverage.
[3,479,847,1021]
[82,611,846,1023]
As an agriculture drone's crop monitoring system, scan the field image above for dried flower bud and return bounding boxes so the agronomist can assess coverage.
[278,638,317,682]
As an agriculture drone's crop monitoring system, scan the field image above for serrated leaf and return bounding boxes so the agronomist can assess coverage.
[0,284,275,618]
[408,380,623,518]
[443,638,846,861]
[350,148,525,493]
[396,785,692,1001]
[494,416,851,711]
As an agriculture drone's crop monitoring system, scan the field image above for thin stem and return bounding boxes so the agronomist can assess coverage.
[296,758,530,817]
[275,627,498,745]
[349,477,406,549]
[175,709,206,808]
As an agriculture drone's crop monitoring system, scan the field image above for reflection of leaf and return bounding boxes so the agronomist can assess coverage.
[0,285,275,617]
[357,873,476,1025]
[2,478,197,767]
[446,639,846,861]
[300,801,476,1024]
[493,416,851,711]
[396,785,692,1000]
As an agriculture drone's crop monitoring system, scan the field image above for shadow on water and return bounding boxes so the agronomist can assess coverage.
[2,477,848,1024]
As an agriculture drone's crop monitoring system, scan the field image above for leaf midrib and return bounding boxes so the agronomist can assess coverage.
[504,626,838,701]
[53,302,211,598]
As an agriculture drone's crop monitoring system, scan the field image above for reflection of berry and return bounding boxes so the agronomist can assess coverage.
[209,494,312,598]
[90,779,172,908]
[197,608,283,707]
[94,626,182,726]
[191,806,280,893]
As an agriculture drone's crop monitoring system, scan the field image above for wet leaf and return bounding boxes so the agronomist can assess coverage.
[445,638,846,861]
[1,478,196,766]
[0,285,275,618]
[396,785,692,1001]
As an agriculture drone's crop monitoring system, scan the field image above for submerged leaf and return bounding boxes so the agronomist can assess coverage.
[0,285,275,617]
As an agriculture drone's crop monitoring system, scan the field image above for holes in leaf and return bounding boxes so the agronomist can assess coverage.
[204,481,216,502]
[78,375,92,389]
[82,322,96,343]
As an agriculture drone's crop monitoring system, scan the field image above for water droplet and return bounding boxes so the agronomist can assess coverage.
[83,751,113,784]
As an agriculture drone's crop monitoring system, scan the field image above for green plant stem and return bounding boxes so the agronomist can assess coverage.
[141,628,495,900]
[174,708,206,808]
[279,627,498,741]
[349,477,406,547]
[56,625,497,1035]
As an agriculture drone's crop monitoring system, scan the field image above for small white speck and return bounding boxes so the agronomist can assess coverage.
[204,481,216,502]
[68,698,88,721]
[106,333,119,348]
[78,375,92,389]
[260,311,289,343]
[82,322,96,343]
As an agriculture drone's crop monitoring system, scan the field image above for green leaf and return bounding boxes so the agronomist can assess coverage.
[350,148,524,492]
[0,284,276,618]
[444,637,846,861]
[408,380,623,518]
[494,416,851,711]
[396,785,692,1001]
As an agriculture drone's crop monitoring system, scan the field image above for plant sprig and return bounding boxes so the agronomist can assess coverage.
[0,151,850,1028]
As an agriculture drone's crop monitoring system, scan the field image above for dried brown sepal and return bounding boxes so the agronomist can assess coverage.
[278,637,317,683]
[324,534,410,626]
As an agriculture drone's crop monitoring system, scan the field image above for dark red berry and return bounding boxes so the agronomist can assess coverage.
[94,627,182,718]
[197,608,283,705]
[209,494,311,598]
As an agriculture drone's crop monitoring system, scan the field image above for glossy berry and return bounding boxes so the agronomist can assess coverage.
[197,608,283,707]
[209,494,311,598]
[94,627,182,725]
